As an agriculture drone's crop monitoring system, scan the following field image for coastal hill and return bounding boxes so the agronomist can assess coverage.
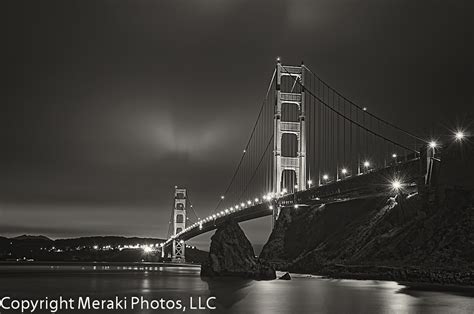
[0,235,207,264]
[260,144,474,285]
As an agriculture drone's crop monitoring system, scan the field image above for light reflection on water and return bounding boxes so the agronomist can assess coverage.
[0,265,472,314]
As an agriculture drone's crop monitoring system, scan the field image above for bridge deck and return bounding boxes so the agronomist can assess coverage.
[165,158,423,246]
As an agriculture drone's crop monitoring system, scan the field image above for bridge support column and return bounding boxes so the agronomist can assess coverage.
[272,59,306,225]
[171,186,186,262]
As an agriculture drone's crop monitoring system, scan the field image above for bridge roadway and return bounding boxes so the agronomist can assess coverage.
[165,158,423,245]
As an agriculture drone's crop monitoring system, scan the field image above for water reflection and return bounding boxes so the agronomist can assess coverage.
[0,265,472,314]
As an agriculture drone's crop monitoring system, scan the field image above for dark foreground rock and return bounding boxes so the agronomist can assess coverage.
[279,272,291,280]
[201,220,276,280]
[260,145,474,285]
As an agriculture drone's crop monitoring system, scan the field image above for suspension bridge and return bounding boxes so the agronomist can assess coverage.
[161,59,445,261]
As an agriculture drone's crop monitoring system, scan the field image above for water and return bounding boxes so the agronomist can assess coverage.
[0,264,473,313]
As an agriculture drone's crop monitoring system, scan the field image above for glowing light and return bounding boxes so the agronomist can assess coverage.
[180,240,184,244]
[199,224,203,230]
[243,149,246,153]
[363,107,367,111]
[322,174,329,180]
[307,179,313,186]
[255,198,259,202]
[391,180,403,191]
[225,209,229,213]
[143,246,153,253]
[220,195,225,199]
[269,205,274,210]
[220,211,224,215]
[429,141,437,149]
[341,168,348,175]
[247,200,252,205]
[363,161,370,168]
[455,131,465,141]
[294,204,299,209]
[212,214,216,219]
[392,153,397,158]
[282,188,288,194]
[294,185,298,190]
[240,202,245,207]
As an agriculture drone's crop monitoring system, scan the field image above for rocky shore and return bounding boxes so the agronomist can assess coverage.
[259,146,474,286]
[201,220,276,280]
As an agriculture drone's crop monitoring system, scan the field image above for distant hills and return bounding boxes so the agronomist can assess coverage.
[0,235,207,264]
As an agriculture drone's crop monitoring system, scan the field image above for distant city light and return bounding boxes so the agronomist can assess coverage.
[143,246,153,253]
[255,198,259,202]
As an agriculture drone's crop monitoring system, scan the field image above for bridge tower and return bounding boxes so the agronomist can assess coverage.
[273,59,306,222]
[171,186,186,262]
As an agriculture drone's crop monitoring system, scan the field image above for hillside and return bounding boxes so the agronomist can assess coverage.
[0,235,207,264]
[261,145,474,285]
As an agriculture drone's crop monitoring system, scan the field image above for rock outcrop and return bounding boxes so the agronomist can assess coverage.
[279,272,291,280]
[201,220,276,280]
[260,145,474,285]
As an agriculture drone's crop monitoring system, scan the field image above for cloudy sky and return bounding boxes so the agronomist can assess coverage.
[1,0,472,249]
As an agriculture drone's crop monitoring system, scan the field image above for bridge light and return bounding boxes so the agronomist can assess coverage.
[199,224,202,230]
[294,185,298,190]
[294,204,299,209]
[363,161,370,168]
[220,195,225,200]
[235,205,239,210]
[307,179,313,187]
[269,205,274,210]
[243,149,246,153]
[220,211,224,215]
[429,141,437,149]
[212,214,216,219]
[247,200,252,205]
[341,168,348,175]
[225,209,229,213]
[282,188,288,194]
[322,174,329,181]
[180,240,184,244]
[454,131,466,141]
[255,198,259,203]
[391,179,403,192]
[240,202,245,207]
[363,107,367,111]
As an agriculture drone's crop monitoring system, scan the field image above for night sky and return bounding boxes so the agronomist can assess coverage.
[2,0,473,249]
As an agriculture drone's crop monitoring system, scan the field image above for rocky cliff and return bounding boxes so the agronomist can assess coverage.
[260,146,474,285]
[201,220,276,280]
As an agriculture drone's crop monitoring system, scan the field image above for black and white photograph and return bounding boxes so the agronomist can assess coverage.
[1,1,473,313]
